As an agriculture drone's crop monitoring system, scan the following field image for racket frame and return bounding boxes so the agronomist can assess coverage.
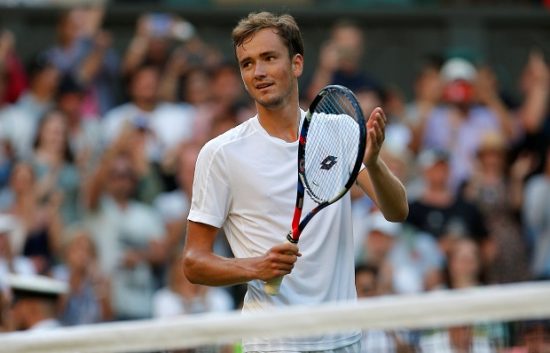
[288,85,367,243]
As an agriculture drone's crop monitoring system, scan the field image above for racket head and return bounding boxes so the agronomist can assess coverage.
[299,85,367,206]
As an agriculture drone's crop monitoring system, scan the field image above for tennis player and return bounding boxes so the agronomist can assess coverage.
[183,12,408,353]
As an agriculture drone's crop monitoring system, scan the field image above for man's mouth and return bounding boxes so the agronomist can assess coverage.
[256,82,273,90]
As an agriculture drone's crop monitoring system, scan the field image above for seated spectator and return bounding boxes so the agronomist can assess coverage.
[379,223,444,295]
[153,256,234,318]
[356,211,400,269]
[5,273,67,331]
[419,238,509,352]
[513,320,550,353]
[356,263,416,353]
[444,237,484,289]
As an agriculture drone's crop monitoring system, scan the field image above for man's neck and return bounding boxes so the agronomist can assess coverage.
[256,101,301,143]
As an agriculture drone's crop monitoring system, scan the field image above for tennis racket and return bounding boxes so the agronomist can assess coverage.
[264,85,367,295]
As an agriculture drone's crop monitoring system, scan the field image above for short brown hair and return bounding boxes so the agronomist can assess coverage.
[232,12,304,59]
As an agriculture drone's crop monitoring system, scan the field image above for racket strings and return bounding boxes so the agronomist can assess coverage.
[303,92,362,203]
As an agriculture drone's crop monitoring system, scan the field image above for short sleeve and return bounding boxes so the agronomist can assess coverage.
[187,141,232,228]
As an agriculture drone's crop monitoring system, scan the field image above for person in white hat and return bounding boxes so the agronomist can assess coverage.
[5,273,67,331]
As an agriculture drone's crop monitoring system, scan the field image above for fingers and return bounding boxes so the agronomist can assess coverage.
[261,243,301,279]
[271,242,301,256]
[367,107,386,146]
[368,107,387,127]
[363,107,386,167]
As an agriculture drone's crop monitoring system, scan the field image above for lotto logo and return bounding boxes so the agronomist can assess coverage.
[320,156,337,170]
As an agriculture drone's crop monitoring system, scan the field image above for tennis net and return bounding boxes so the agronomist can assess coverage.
[1,281,549,353]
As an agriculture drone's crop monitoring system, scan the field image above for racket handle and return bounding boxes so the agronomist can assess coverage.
[264,275,284,295]
[264,234,297,296]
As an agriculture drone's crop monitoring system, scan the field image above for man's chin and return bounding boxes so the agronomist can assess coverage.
[256,97,284,110]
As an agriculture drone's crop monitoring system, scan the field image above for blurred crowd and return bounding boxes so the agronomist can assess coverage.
[0,6,549,353]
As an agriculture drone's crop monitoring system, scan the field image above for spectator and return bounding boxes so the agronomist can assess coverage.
[417,57,515,190]
[156,37,223,104]
[523,143,550,280]
[30,109,82,225]
[122,13,191,78]
[0,214,35,278]
[52,228,112,325]
[152,256,234,318]
[444,237,484,289]
[0,54,60,160]
[305,19,380,101]
[0,29,27,105]
[515,50,550,137]
[461,131,532,284]
[210,62,249,113]
[509,50,550,179]
[85,152,166,320]
[355,211,400,269]
[406,148,491,258]
[419,238,509,352]
[2,162,63,275]
[354,263,379,298]
[405,55,444,154]
[356,262,416,353]
[102,64,195,165]
[154,142,200,257]
[378,223,444,295]
[43,7,119,116]
[514,320,550,353]
[5,273,67,331]
[55,74,103,173]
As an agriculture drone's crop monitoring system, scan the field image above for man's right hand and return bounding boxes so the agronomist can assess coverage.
[255,242,301,281]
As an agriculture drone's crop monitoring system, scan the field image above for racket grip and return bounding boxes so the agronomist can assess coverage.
[264,234,297,296]
[264,275,284,295]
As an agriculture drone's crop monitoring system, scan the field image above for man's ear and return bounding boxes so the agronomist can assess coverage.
[292,54,304,77]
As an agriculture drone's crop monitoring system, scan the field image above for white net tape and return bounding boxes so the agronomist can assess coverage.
[1,281,550,353]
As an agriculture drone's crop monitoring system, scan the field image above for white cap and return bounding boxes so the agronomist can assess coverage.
[441,58,477,82]
[368,212,401,237]
[5,273,68,297]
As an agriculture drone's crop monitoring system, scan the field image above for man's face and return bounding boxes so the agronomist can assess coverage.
[236,28,303,110]
[131,67,159,105]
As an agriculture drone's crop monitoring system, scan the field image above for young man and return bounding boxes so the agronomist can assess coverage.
[183,12,408,352]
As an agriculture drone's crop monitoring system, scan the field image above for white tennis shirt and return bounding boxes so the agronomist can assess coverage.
[188,111,361,351]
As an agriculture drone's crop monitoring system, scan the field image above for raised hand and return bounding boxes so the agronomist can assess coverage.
[364,107,387,167]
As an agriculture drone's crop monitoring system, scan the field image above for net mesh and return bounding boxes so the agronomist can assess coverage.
[1,281,549,353]
[303,91,363,203]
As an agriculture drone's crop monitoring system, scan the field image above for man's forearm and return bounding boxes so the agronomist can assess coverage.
[183,250,259,286]
[359,159,408,222]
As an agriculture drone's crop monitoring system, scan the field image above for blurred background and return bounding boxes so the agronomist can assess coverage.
[0,0,549,352]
